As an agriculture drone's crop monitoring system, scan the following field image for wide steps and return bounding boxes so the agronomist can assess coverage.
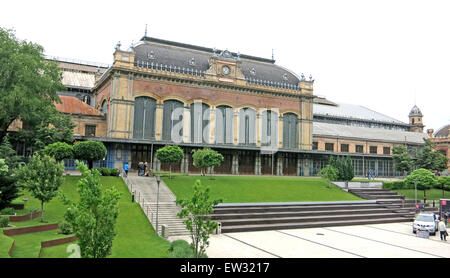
[221,217,414,233]
[211,208,400,220]
[213,204,382,214]
[218,212,414,227]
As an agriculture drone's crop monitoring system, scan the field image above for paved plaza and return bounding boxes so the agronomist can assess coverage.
[173,222,450,258]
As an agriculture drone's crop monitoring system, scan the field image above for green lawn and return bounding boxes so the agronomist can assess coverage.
[163,175,362,203]
[0,233,13,258]
[1,176,170,258]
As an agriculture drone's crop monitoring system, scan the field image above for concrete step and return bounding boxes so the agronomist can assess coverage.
[221,217,414,233]
[218,212,415,227]
[210,208,402,220]
[213,204,383,214]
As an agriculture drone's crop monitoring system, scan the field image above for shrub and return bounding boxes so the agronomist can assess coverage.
[97,168,120,176]
[0,216,9,228]
[383,180,405,190]
[0,207,15,215]
[59,221,73,235]
[318,165,339,181]
[168,240,194,258]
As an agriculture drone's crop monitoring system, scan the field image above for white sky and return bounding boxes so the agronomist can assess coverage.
[1,0,449,132]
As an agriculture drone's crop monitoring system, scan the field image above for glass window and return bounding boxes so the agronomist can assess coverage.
[356,145,364,153]
[85,125,96,137]
[370,146,378,154]
[341,144,349,152]
[325,143,334,151]
[383,147,391,155]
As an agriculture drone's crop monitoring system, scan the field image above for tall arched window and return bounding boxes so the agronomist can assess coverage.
[283,113,298,149]
[162,99,184,141]
[190,102,210,143]
[261,109,278,148]
[133,96,156,139]
[215,105,234,145]
[239,107,256,145]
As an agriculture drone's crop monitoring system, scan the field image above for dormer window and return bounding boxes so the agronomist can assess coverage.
[250,68,256,76]
[283,73,288,81]
[189,57,195,66]
[147,51,155,59]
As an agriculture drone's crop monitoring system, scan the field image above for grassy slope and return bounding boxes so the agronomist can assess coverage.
[1,176,170,258]
[163,175,362,203]
[0,233,13,258]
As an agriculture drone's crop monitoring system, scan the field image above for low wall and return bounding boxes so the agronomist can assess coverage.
[8,240,15,257]
[41,236,78,248]
[3,223,59,236]
[332,181,383,190]
[9,211,43,222]
[9,204,25,210]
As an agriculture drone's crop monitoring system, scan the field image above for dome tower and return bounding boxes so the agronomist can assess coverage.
[409,105,424,133]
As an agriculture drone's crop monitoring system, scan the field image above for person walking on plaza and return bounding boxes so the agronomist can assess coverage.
[123,162,129,177]
[144,161,149,176]
[438,218,447,241]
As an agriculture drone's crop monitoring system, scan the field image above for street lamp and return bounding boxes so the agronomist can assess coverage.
[155,175,161,236]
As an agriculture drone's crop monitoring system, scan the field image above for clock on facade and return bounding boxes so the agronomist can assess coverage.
[222,65,230,75]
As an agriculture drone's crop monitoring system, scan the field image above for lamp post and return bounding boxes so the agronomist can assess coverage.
[155,175,161,236]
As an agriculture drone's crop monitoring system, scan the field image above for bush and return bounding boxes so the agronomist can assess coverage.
[0,207,15,215]
[96,168,120,176]
[383,180,405,190]
[59,221,73,235]
[168,240,195,258]
[0,216,9,228]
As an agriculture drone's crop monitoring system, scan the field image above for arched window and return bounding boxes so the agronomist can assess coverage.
[283,113,298,149]
[190,102,210,143]
[239,107,256,145]
[215,105,234,145]
[162,99,184,141]
[261,109,278,148]
[133,96,156,139]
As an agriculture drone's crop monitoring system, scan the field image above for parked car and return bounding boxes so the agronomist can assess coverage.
[412,213,439,235]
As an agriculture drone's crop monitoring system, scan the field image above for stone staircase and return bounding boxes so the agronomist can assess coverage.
[212,201,415,233]
[123,174,189,237]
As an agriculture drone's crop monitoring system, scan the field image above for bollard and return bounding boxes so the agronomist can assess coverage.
[215,222,222,235]
[160,224,168,238]
[131,193,135,203]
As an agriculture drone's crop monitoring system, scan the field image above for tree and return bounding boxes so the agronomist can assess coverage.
[415,139,448,172]
[328,156,354,181]
[15,154,64,222]
[318,164,339,182]
[73,141,107,169]
[404,168,438,202]
[156,145,184,179]
[40,142,74,162]
[0,159,19,210]
[392,145,413,176]
[0,135,22,169]
[60,162,121,258]
[192,148,224,178]
[176,180,221,258]
[437,176,450,197]
[0,27,66,144]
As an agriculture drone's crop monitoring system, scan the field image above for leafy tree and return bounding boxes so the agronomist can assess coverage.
[0,135,22,169]
[176,180,221,258]
[415,139,448,172]
[40,142,74,162]
[0,27,66,144]
[437,176,450,197]
[60,162,121,258]
[404,168,438,202]
[15,154,64,222]
[0,159,19,210]
[73,141,107,169]
[156,145,184,179]
[192,148,224,178]
[392,145,413,176]
[318,164,339,182]
[328,156,354,181]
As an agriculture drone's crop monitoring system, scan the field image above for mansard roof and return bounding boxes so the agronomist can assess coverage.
[133,36,302,87]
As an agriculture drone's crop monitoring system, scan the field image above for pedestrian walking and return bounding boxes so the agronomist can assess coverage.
[438,218,447,241]
[138,161,144,176]
[123,162,129,177]
[144,161,149,176]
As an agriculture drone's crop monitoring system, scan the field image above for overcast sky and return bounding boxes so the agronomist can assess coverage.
[1,0,449,132]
